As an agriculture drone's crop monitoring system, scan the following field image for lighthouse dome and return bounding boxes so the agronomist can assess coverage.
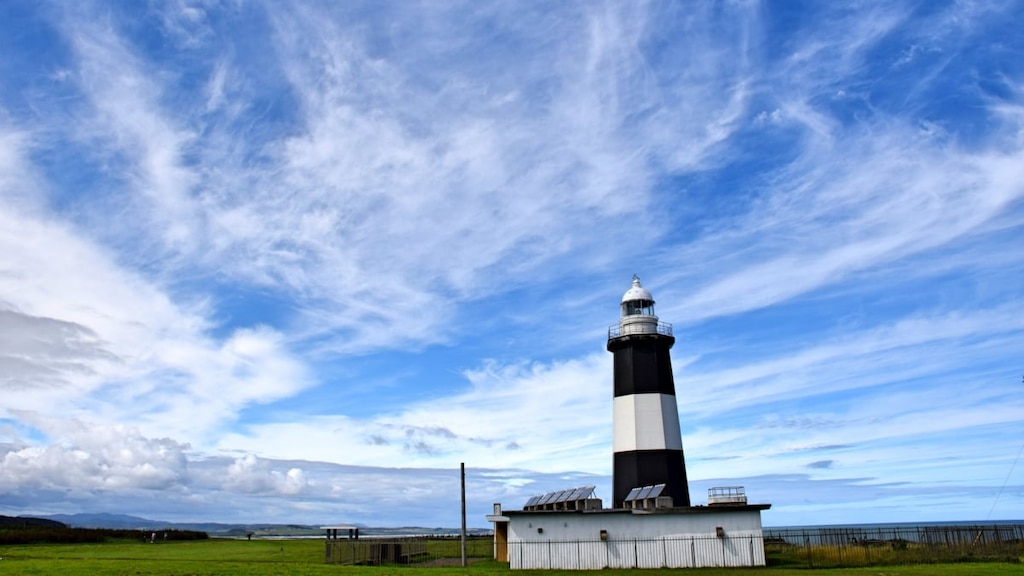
[621,276,653,304]
[619,275,657,318]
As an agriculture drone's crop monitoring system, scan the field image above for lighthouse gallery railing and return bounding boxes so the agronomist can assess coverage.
[608,320,673,339]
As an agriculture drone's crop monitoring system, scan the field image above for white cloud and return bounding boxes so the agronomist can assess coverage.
[0,417,188,492]
[224,454,309,496]
[213,354,613,473]
[63,14,203,255]
[0,187,313,445]
[664,117,1024,322]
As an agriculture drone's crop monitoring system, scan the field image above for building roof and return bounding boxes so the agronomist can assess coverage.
[503,503,772,517]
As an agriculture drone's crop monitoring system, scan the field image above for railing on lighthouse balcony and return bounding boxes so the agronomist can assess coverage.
[608,318,673,339]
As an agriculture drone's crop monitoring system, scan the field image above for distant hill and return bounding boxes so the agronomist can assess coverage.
[0,515,67,529]
[41,513,288,533]
[42,513,157,529]
[36,513,491,537]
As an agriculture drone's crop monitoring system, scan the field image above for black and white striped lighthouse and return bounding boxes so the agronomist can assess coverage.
[607,275,690,508]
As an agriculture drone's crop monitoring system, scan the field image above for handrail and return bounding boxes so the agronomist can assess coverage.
[608,320,673,339]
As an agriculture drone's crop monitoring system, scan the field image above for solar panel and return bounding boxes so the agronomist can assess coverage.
[624,483,666,502]
[524,485,599,509]
[647,484,666,498]
[569,485,595,501]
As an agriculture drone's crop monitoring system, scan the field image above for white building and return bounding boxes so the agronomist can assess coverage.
[489,486,770,569]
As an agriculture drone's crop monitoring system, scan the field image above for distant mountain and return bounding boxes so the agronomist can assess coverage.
[0,515,67,529]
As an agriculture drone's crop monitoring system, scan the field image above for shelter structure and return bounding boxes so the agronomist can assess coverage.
[322,524,429,565]
[487,276,771,570]
[322,524,360,540]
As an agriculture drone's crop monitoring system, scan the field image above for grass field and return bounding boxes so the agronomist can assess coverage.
[0,538,1020,575]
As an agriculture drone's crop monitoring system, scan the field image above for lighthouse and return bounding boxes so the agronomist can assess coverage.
[485,274,771,569]
[607,275,690,508]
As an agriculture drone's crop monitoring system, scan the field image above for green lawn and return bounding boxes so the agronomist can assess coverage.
[0,538,1019,575]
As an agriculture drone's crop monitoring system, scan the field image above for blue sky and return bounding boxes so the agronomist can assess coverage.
[1,0,1022,529]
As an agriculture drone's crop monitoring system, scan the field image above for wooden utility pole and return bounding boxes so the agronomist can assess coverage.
[460,462,468,567]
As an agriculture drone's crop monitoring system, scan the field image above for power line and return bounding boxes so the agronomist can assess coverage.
[984,374,1024,520]
[985,442,1023,520]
